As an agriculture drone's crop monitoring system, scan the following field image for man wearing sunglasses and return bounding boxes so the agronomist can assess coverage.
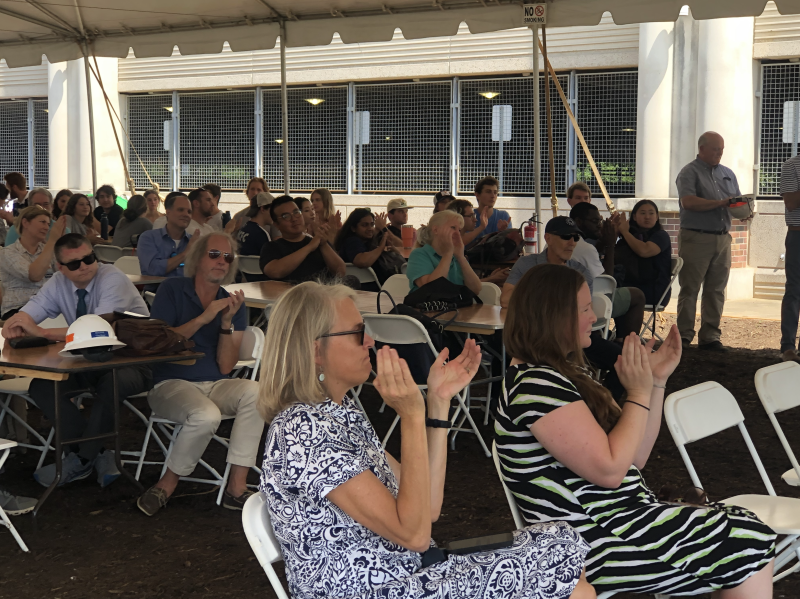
[1,233,152,489]
[137,232,262,516]
[260,195,346,283]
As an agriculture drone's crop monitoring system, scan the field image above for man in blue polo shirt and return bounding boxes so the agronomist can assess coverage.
[474,176,511,238]
[137,193,200,280]
[136,231,262,517]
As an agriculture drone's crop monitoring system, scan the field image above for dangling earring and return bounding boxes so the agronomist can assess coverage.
[318,370,325,383]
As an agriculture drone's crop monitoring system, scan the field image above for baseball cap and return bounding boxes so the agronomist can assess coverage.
[387,198,414,212]
[247,191,275,218]
[545,216,582,237]
[434,190,452,205]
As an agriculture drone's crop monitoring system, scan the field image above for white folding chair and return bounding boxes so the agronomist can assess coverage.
[143,291,156,308]
[363,313,490,457]
[231,326,265,381]
[665,381,800,582]
[381,274,409,302]
[121,247,136,257]
[238,255,262,281]
[641,256,683,342]
[94,245,123,263]
[114,255,141,275]
[242,492,290,599]
[491,441,524,529]
[755,362,800,487]
[478,282,502,305]
[345,263,381,289]
[591,293,612,339]
[593,274,617,302]
[0,439,29,552]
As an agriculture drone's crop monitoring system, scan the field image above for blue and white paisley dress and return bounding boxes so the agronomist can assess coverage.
[260,396,588,599]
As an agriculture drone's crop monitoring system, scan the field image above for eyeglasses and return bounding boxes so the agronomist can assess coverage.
[318,324,366,346]
[207,249,235,263]
[278,209,303,221]
[59,252,97,271]
[558,234,581,242]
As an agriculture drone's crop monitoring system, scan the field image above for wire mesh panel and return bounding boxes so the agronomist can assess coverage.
[354,82,450,193]
[179,90,255,190]
[127,94,172,191]
[32,99,48,188]
[263,86,347,192]
[760,63,800,196]
[0,100,29,183]
[575,71,638,197]
[459,75,568,196]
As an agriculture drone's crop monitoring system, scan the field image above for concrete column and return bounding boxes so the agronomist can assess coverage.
[635,22,674,198]
[47,60,69,190]
[669,13,700,197]
[695,17,756,195]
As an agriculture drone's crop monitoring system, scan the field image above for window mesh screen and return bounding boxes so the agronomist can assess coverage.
[354,82,450,193]
[127,94,172,191]
[760,63,800,196]
[0,100,29,182]
[263,86,347,192]
[575,71,638,196]
[32,99,48,188]
[179,91,255,190]
[459,75,568,196]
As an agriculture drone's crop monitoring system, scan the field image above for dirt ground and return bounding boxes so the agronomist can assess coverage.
[1,314,799,599]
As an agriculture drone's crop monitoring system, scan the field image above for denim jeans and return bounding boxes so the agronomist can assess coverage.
[781,230,800,352]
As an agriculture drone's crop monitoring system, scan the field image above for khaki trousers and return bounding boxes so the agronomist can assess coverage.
[147,378,263,477]
[677,229,731,345]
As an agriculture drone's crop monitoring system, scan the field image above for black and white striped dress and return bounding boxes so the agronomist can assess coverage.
[495,363,776,596]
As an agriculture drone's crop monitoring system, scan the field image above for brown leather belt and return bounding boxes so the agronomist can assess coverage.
[789,226,800,232]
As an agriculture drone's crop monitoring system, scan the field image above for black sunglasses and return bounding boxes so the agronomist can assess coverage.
[318,323,366,346]
[558,234,581,242]
[208,249,235,264]
[59,252,97,271]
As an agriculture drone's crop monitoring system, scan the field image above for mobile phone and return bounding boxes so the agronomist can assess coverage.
[445,532,515,555]
[8,336,51,349]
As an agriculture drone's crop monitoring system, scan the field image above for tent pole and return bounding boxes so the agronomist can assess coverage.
[82,42,97,195]
[541,26,557,218]
[280,22,290,195]
[532,24,542,250]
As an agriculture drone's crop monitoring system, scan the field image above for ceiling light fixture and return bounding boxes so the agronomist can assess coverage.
[479,91,501,99]
[164,106,173,112]
[275,139,284,144]
[305,98,325,105]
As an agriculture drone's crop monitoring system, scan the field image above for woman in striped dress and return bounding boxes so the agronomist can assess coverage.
[495,263,776,597]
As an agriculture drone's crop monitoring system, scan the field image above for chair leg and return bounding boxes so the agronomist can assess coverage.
[36,428,55,470]
[217,462,232,505]
[0,449,29,552]
[452,392,490,457]
[135,418,157,481]
[381,415,400,449]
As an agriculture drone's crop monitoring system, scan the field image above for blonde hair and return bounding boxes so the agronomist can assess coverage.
[416,210,464,248]
[15,205,52,236]
[183,232,239,285]
[258,282,356,422]
[311,188,335,221]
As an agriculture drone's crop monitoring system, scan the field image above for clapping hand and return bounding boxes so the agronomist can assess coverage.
[497,219,509,232]
[644,324,681,386]
[374,212,388,231]
[478,208,490,231]
[373,347,426,420]
[615,211,629,235]
[452,229,465,257]
[614,333,653,401]
[426,340,482,409]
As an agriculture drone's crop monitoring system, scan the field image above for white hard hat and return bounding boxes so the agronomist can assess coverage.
[59,314,125,358]
[728,195,754,221]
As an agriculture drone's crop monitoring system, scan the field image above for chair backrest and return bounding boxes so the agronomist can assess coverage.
[363,313,437,354]
[755,362,800,486]
[240,325,265,362]
[345,263,381,287]
[40,314,68,329]
[491,442,525,529]
[381,274,409,301]
[593,274,617,299]
[478,282,502,306]
[591,293,611,322]
[671,256,683,276]
[242,493,290,599]
[238,255,262,275]
[121,247,136,257]
[143,291,156,307]
[114,255,141,275]
[95,245,123,263]
[664,381,776,495]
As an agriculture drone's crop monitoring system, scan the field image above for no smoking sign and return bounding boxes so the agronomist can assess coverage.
[523,3,547,24]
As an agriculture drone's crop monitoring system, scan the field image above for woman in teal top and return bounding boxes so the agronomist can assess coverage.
[495,263,775,597]
[406,210,481,295]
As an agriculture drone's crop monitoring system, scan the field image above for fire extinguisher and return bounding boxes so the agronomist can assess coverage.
[521,213,539,255]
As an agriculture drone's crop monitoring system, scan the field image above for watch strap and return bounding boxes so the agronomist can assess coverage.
[219,326,234,335]
[425,417,450,429]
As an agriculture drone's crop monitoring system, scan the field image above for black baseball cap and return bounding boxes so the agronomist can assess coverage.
[545,216,582,237]
[434,190,453,205]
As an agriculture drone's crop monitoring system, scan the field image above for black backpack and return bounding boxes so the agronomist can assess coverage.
[466,230,523,266]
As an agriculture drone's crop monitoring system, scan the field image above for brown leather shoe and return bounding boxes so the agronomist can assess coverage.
[782,349,800,363]
[137,486,169,517]
[222,488,255,511]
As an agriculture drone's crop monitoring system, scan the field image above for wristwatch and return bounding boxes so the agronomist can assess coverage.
[426,418,451,429]
[219,326,234,335]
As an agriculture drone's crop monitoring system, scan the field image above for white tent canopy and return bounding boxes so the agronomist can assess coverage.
[1,0,800,67]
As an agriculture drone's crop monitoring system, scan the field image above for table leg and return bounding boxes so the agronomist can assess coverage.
[34,380,61,516]
[113,368,143,491]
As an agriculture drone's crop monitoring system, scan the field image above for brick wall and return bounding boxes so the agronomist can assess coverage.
[659,212,749,268]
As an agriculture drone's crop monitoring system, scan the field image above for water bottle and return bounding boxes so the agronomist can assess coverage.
[222,211,231,228]
[100,212,109,240]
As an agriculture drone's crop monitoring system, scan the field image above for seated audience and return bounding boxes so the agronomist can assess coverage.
[567,181,592,208]
[570,202,646,338]
[4,187,61,246]
[335,208,404,290]
[433,190,454,214]
[1,233,151,488]
[187,187,217,236]
[386,198,414,238]
[237,192,272,256]
[5,172,28,214]
[64,194,105,245]
[152,191,204,235]
[447,199,510,285]
[52,189,72,219]
[0,206,65,319]
[231,176,269,229]
[0,182,9,245]
[203,183,223,230]
[260,195,346,283]
[474,176,510,237]
[406,211,482,295]
[615,200,673,306]
[93,184,123,235]
[497,262,775,596]
[136,232,262,516]
[112,195,153,248]
[311,188,341,245]
[259,281,592,599]
[137,193,200,280]
[294,196,316,235]
[143,189,164,224]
